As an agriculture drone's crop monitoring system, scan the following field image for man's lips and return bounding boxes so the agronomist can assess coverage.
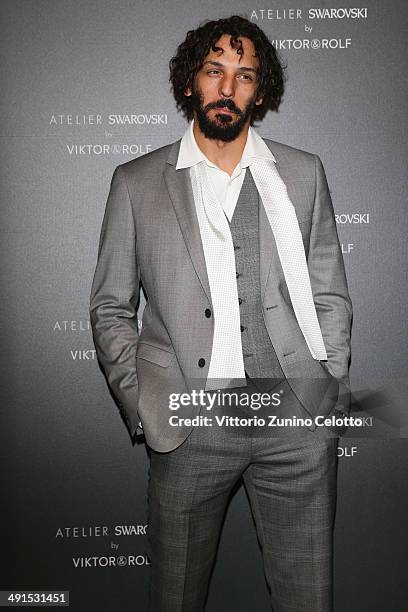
[210,108,237,117]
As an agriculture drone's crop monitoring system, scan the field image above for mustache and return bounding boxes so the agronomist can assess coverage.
[204,99,243,116]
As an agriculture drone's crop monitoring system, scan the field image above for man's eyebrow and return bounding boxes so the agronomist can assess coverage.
[202,60,258,73]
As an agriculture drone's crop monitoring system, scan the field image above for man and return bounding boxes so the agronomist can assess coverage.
[90,15,352,612]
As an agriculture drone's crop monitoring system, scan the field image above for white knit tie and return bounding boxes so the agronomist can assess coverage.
[190,157,327,389]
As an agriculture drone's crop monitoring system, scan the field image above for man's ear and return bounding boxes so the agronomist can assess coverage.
[184,82,192,97]
[255,85,264,106]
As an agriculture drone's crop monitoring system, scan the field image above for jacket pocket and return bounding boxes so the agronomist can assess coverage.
[136,342,175,367]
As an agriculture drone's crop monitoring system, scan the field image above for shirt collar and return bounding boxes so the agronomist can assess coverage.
[176,119,276,170]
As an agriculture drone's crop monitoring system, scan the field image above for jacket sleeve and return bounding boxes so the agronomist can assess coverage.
[308,155,353,387]
[89,165,141,437]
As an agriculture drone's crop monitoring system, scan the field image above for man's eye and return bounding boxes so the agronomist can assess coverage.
[206,70,253,80]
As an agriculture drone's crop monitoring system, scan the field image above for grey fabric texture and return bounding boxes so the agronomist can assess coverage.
[89,138,353,452]
[147,391,339,612]
[229,169,285,385]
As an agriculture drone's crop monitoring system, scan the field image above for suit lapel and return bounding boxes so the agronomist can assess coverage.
[259,201,279,301]
[164,141,212,303]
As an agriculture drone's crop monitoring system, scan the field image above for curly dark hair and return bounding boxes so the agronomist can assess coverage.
[169,15,286,125]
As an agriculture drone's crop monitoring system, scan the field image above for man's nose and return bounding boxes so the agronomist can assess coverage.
[218,75,235,98]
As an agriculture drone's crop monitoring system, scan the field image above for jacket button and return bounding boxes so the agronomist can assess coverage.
[198,358,206,368]
[205,308,211,318]
[240,325,247,332]
[236,272,242,279]
[238,297,243,305]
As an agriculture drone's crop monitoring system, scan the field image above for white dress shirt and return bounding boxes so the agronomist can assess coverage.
[176,119,276,221]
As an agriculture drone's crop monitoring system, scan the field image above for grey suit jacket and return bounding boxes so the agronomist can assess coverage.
[89,137,353,452]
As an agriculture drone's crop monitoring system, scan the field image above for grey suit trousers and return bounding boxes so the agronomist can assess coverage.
[146,379,339,612]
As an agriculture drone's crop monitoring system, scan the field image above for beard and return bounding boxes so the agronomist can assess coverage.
[191,88,257,142]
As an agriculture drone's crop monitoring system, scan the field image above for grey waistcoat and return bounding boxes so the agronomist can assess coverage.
[229,169,285,387]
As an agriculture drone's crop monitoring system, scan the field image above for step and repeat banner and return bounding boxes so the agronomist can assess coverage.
[2,1,406,610]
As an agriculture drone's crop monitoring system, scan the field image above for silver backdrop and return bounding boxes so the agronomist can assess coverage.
[1,1,407,610]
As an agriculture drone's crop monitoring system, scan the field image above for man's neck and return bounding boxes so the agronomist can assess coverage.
[192,119,250,176]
